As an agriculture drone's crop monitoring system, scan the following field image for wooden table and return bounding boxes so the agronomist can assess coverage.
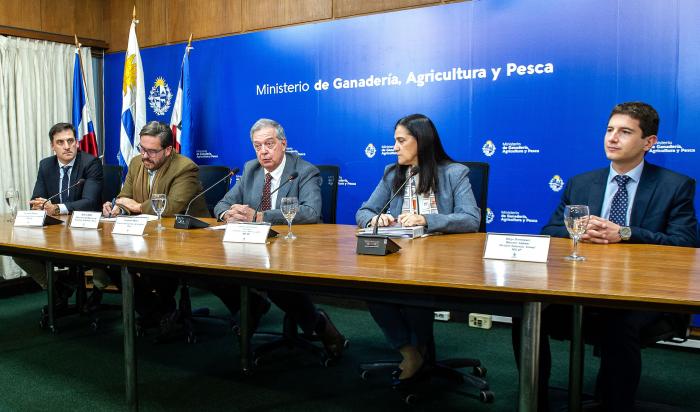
[2,218,700,412]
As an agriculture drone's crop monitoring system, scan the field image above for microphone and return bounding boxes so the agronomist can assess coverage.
[175,167,239,229]
[357,166,419,256]
[42,179,86,208]
[252,171,299,223]
[372,166,419,235]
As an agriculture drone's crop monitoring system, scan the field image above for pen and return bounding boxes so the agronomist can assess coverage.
[110,197,117,218]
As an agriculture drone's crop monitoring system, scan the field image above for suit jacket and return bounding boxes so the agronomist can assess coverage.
[119,153,210,217]
[32,151,103,212]
[214,153,322,225]
[542,162,697,246]
[355,162,481,234]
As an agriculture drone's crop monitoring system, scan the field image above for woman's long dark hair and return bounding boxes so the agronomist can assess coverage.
[389,114,453,195]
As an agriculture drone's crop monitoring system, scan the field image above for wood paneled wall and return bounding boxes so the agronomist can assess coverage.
[0,0,464,51]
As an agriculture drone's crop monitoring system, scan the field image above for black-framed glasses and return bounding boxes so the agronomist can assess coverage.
[136,144,167,157]
[253,140,278,152]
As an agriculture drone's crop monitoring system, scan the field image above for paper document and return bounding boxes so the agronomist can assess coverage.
[101,214,159,222]
[358,225,424,238]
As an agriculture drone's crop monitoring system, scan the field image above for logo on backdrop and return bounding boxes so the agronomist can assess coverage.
[338,176,357,186]
[650,140,696,155]
[381,145,397,156]
[148,77,172,116]
[196,150,219,159]
[365,143,377,158]
[500,210,539,224]
[502,141,540,155]
[286,147,306,157]
[549,175,564,192]
[482,140,496,157]
[485,208,494,224]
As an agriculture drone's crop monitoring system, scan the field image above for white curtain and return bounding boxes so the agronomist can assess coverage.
[0,35,96,280]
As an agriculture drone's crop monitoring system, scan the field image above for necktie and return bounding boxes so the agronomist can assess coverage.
[609,175,631,226]
[60,166,71,203]
[260,173,272,211]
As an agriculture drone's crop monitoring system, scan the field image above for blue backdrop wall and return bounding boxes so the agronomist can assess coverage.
[103,0,699,232]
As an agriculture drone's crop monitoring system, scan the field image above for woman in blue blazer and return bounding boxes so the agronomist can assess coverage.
[356,114,480,387]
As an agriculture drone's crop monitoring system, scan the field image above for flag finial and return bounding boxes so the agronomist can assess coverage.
[132,5,136,20]
[74,34,80,49]
[187,33,193,47]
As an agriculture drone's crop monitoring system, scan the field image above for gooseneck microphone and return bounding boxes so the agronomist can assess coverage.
[41,179,86,208]
[372,166,419,235]
[174,167,239,229]
[252,171,299,223]
[357,166,419,256]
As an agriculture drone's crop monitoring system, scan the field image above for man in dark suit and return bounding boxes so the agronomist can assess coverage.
[514,102,697,412]
[212,118,346,359]
[13,122,103,307]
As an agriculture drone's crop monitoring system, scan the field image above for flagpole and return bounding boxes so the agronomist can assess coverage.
[74,34,93,116]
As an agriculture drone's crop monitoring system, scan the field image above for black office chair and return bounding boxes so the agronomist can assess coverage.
[359,161,494,405]
[197,165,232,217]
[101,164,123,204]
[250,165,346,366]
[317,165,340,224]
[173,165,232,343]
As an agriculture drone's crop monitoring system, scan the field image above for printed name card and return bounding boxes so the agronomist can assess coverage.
[112,216,149,236]
[223,222,271,244]
[14,211,49,227]
[70,211,101,229]
[483,233,550,263]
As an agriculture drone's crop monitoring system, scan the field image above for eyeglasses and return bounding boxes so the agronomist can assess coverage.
[137,144,167,157]
[253,140,278,152]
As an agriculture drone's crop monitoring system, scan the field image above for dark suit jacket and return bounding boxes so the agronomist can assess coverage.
[213,153,322,225]
[542,162,697,246]
[32,151,103,212]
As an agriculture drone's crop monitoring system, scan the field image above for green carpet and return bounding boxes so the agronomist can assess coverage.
[1,290,698,411]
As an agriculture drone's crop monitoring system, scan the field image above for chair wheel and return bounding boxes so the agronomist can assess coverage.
[90,320,99,332]
[39,318,48,330]
[253,357,262,367]
[136,326,145,337]
[360,370,370,381]
[186,334,197,344]
[404,393,418,405]
[473,366,487,378]
[241,367,253,377]
[479,390,495,403]
[343,339,350,349]
[322,357,335,367]
[49,325,58,334]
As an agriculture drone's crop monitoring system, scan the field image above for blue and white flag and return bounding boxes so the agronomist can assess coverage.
[170,43,192,158]
[118,18,146,170]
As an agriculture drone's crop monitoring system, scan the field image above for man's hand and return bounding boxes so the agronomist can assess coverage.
[102,201,120,217]
[29,197,47,210]
[116,197,142,214]
[581,215,622,244]
[370,213,396,227]
[44,202,60,216]
[398,212,426,227]
[223,204,258,222]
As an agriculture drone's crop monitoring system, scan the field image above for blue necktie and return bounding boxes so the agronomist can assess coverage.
[60,166,71,203]
[609,175,631,226]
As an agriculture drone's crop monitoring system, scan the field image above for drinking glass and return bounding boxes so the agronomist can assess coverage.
[4,189,19,222]
[151,193,168,231]
[280,197,299,240]
[563,204,590,261]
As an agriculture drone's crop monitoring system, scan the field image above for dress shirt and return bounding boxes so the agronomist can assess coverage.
[600,160,644,225]
[57,158,77,215]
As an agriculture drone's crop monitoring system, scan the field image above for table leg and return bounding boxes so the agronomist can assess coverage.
[240,285,252,374]
[519,301,542,412]
[46,261,55,333]
[569,303,584,412]
[121,266,138,412]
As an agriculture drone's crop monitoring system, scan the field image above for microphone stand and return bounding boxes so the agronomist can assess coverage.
[357,167,418,255]
[175,168,238,229]
[40,179,86,226]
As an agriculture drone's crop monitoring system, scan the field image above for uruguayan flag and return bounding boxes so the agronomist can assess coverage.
[119,19,146,171]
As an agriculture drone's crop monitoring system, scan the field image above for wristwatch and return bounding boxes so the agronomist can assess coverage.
[619,226,631,241]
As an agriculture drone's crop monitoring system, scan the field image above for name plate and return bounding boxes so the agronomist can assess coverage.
[70,211,101,229]
[14,210,48,227]
[112,216,148,236]
[483,233,550,263]
[223,222,271,244]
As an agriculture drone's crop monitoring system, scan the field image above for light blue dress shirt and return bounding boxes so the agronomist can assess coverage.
[600,160,644,225]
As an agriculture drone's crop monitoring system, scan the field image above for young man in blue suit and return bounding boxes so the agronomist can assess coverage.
[212,118,346,359]
[13,122,103,309]
[514,102,697,412]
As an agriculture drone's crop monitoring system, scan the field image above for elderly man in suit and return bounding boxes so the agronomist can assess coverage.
[211,118,346,359]
[513,102,697,412]
[99,121,209,334]
[13,122,103,310]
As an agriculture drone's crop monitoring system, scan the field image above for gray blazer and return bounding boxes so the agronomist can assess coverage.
[356,162,480,234]
[214,153,322,225]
